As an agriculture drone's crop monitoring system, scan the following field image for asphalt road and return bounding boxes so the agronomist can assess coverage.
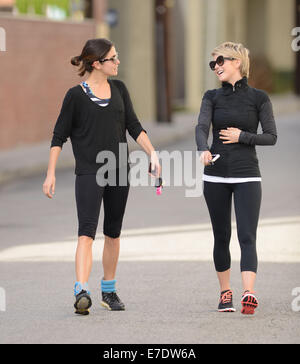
[0,112,299,344]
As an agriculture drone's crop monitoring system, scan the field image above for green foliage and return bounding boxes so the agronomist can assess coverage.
[15,0,29,14]
[15,0,71,17]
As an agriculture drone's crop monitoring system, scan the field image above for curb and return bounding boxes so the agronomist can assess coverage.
[0,113,196,186]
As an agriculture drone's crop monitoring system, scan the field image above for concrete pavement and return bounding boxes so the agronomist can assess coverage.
[0,259,299,344]
[0,98,300,344]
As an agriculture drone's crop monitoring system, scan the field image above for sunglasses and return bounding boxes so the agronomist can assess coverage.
[209,55,236,71]
[99,53,119,65]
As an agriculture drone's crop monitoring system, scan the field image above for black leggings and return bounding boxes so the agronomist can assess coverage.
[75,169,130,240]
[203,181,262,273]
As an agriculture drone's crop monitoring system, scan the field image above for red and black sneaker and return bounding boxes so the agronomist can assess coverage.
[218,289,236,312]
[241,290,258,315]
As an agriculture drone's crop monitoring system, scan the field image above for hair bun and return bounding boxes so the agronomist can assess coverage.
[71,55,81,66]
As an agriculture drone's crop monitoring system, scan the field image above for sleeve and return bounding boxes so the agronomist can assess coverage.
[195,90,215,152]
[117,81,147,141]
[50,89,75,149]
[239,91,277,146]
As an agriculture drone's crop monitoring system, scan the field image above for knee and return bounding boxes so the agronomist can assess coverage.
[78,221,98,241]
[78,235,94,243]
[214,229,231,247]
[238,231,256,246]
[103,221,122,239]
[104,232,121,240]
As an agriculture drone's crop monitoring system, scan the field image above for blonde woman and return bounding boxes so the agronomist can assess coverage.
[195,42,277,314]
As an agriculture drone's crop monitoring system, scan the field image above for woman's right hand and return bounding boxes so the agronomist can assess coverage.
[43,174,56,199]
[200,151,213,166]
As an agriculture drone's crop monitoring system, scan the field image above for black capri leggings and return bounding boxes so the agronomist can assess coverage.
[203,181,262,273]
[75,169,130,240]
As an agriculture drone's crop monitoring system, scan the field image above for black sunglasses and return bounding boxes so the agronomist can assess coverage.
[99,53,119,64]
[209,55,236,71]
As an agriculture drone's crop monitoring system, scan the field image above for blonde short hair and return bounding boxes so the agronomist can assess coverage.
[212,42,250,78]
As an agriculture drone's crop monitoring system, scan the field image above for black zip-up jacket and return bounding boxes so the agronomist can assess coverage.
[195,77,277,178]
[50,79,146,175]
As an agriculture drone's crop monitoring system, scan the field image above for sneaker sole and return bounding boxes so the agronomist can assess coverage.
[218,308,236,312]
[101,301,125,311]
[74,296,92,315]
[75,308,90,315]
[241,294,258,315]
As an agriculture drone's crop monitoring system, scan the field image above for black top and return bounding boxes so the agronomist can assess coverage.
[51,79,146,175]
[195,77,277,178]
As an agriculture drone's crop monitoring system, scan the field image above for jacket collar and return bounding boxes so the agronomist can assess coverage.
[221,77,248,95]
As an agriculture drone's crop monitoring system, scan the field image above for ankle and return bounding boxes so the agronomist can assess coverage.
[74,281,89,296]
[101,278,117,293]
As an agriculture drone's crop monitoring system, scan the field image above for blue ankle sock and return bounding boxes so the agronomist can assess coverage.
[101,279,116,293]
[74,282,89,296]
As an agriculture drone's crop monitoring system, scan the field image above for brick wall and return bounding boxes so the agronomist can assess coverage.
[0,15,95,150]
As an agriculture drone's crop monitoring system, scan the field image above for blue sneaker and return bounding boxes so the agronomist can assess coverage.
[74,282,92,315]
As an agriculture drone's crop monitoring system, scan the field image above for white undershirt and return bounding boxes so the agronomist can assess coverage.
[203,174,262,183]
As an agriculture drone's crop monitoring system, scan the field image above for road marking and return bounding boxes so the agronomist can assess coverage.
[0,217,299,263]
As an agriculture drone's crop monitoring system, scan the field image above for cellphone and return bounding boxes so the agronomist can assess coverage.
[149,163,163,195]
[210,154,220,165]
[155,177,163,195]
[148,162,159,176]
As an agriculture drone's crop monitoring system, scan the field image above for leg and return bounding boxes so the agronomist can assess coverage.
[100,171,130,311]
[102,235,120,281]
[75,235,94,283]
[203,182,233,291]
[233,182,262,291]
[217,269,231,292]
[75,174,104,284]
[241,271,257,292]
[102,171,130,281]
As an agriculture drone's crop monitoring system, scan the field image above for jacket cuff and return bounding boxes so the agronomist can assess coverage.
[238,131,249,145]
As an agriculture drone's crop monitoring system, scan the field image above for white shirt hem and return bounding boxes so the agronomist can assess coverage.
[203,174,262,183]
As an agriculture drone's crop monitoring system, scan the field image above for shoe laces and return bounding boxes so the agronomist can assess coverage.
[74,282,90,296]
[104,292,120,303]
[220,290,233,304]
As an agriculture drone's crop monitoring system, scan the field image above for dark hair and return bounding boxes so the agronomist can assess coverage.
[71,38,114,77]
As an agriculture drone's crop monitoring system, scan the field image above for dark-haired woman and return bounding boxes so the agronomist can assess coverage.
[43,39,160,315]
[196,42,277,315]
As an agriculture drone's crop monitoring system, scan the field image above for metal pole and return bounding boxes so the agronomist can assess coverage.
[155,0,172,123]
[92,0,109,38]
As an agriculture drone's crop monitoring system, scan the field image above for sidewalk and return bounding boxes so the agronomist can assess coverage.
[0,112,196,185]
[0,93,299,185]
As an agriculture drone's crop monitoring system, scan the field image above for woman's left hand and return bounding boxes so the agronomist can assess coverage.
[149,151,161,178]
[219,127,241,144]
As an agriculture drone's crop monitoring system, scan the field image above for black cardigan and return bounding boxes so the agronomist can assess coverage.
[195,77,277,178]
[51,79,146,175]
